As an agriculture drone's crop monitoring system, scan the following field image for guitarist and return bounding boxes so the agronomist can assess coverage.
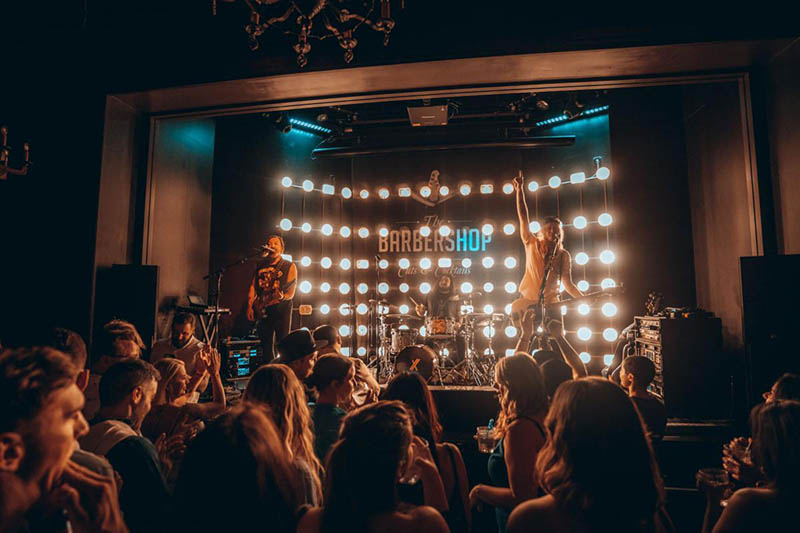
[247,234,297,362]
[512,172,587,377]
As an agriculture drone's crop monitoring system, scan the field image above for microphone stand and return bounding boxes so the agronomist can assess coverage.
[527,248,557,354]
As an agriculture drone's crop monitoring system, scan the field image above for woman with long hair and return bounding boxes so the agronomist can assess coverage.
[470,352,549,533]
[297,401,448,533]
[508,377,671,533]
[173,403,303,533]
[244,363,323,505]
[384,371,470,532]
[307,353,355,462]
[703,400,800,532]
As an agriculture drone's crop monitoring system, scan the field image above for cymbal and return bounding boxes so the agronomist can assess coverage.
[384,313,422,320]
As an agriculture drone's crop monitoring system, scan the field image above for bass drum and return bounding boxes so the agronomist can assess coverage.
[391,327,419,354]
[394,344,436,382]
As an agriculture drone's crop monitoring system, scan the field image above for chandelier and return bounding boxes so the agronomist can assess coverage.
[216,0,401,67]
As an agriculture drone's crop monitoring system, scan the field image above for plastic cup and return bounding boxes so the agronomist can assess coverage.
[476,426,494,453]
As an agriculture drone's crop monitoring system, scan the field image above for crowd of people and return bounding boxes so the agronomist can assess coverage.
[1,313,799,533]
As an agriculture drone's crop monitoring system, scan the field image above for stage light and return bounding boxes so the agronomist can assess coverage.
[575,252,589,265]
[340,226,352,238]
[300,256,312,267]
[356,259,369,269]
[528,181,539,192]
[600,250,615,264]
[504,256,517,269]
[321,224,333,236]
[482,223,494,236]
[461,282,473,294]
[459,183,472,196]
[603,328,618,342]
[482,257,494,269]
[356,303,368,315]
[357,227,369,238]
[399,187,411,197]
[302,179,314,192]
[359,189,369,199]
[299,281,312,293]
[558,280,565,293]
[420,282,432,294]
[378,187,390,199]
[420,225,431,237]
[379,259,389,269]
[548,176,562,188]
[484,348,494,356]
[570,172,586,184]
[603,354,614,366]
[399,304,410,314]
[505,349,515,357]
[579,352,591,364]
[339,283,351,295]
[339,325,351,336]
[602,302,618,317]
[596,167,611,180]
[321,257,332,269]
[483,326,496,338]
[441,347,450,357]
[483,282,494,293]
[578,303,590,315]
[484,304,494,313]
[378,227,389,238]
[320,282,331,293]
[420,257,432,270]
[601,278,616,289]
[529,221,541,233]
[573,216,588,229]
[480,183,493,194]
[505,281,517,294]
[357,346,367,356]
[439,225,452,237]
[378,282,389,295]
[399,283,409,293]
[435,258,450,269]
[505,326,518,338]
[462,258,472,268]
[577,327,592,341]
[357,325,368,336]
[439,185,450,196]
[341,347,351,356]
[398,258,410,269]
[279,218,292,231]
[357,283,369,294]
[301,222,311,233]
[503,223,516,235]
[281,176,293,188]
[320,304,330,315]
[341,187,352,199]
[505,303,513,314]
[577,280,590,292]
[561,305,567,316]
[322,184,335,195]
[420,186,432,198]
[339,258,351,270]
[598,213,613,227]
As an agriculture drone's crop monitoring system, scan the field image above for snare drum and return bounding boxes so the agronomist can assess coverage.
[391,327,419,354]
[426,316,456,336]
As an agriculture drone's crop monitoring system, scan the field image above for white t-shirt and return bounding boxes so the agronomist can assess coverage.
[150,336,207,393]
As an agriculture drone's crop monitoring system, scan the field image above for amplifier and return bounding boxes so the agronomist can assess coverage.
[222,339,263,380]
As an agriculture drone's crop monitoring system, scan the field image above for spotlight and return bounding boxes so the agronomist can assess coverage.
[319,304,330,315]
[322,184,335,195]
[529,221,541,233]
[503,223,516,235]
[341,187,353,199]
[398,187,411,197]
[320,282,331,293]
[321,224,333,236]
[575,252,589,265]
[438,257,452,268]
[439,185,450,196]
[579,352,591,364]
[505,303,513,315]
[460,282,473,294]
[420,225,431,237]
[356,303,368,315]
[603,354,614,366]
[459,183,472,196]
[578,303,590,315]
[268,112,292,133]
[601,278,616,289]
[482,256,494,269]
[573,216,588,229]
[596,167,611,180]
[339,226,352,238]
[570,172,586,184]
[358,227,369,238]
[505,281,517,294]
[603,328,618,342]
[279,218,292,231]
[320,257,332,269]
[420,186,432,198]
[357,283,369,294]
[339,325,351,336]
[378,282,390,295]
[503,183,514,194]
[505,326,518,338]
[302,179,314,192]
[359,189,369,199]
[527,181,539,192]
[379,259,389,269]
[281,176,293,188]
[378,187,390,199]
[420,257,432,270]
[600,250,615,264]
[548,176,562,189]
[357,346,367,356]
[299,281,312,293]
[356,259,369,269]
[480,183,493,194]
[504,257,517,269]
[339,258,351,270]
[483,282,494,293]
[505,349,515,357]
[301,222,311,233]
[462,258,472,268]
[439,225,452,237]
[420,282,432,294]
[598,213,613,227]
[602,302,618,317]
[484,304,494,313]
[483,326,496,338]
[378,227,389,238]
[399,283,409,293]
[398,258,410,269]
[300,256,312,267]
[399,304,410,314]
[482,223,494,236]
[357,325,368,336]
[577,327,592,341]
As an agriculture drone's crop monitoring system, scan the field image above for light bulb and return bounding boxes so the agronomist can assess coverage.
[482,223,494,236]
[420,225,431,237]
[339,283,351,294]
[438,257,452,268]
[357,283,369,294]
[281,176,293,187]
[483,326,496,338]
[420,186,432,198]
[601,278,616,289]
[320,282,331,293]
[439,225,452,237]
[579,352,591,364]
[300,256,312,267]
[575,252,589,265]
[339,325,351,336]
[339,226,351,238]
[603,328,618,342]
[577,280,590,292]
[548,176,562,188]
[378,282,389,295]
[420,257,432,270]
[529,221,541,233]
[483,304,494,313]
[319,304,330,315]
[480,183,494,194]
[357,346,367,356]
[341,187,352,199]
[356,303,368,315]
[602,302,618,317]
[503,183,514,194]
[378,188,390,199]
[598,213,613,227]
[398,187,411,197]
[482,256,495,269]
[483,282,494,293]
[459,183,471,196]
[505,326,518,338]
[300,222,311,233]
[378,227,389,238]
[504,256,517,269]
[321,223,333,236]
[399,283,409,293]
[505,303,512,315]
[527,181,539,192]
[573,216,588,229]
[320,257,332,269]
[505,281,517,294]
[578,303,590,315]
[577,327,592,341]
[419,282,432,294]
[439,185,450,196]
[356,259,369,269]
[302,179,314,192]
[339,258,351,270]
[603,354,615,366]
[357,325,368,336]
[462,258,472,268]
[460,282,473,294]
[379,259,389,270]
[570,172,586,184]
[359,189,369,199]
[503,223,516,235]
[600,250,615,264]
[321,184,335,195]
[398,258,410,269]
[299,281,312,293]
[358,227,369,238]
[279,218,292,231]
[596,167,610,180]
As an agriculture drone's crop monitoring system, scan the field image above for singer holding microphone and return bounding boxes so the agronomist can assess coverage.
[247,234,297,362]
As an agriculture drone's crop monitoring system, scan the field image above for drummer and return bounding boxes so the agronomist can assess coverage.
[415,274,466,362]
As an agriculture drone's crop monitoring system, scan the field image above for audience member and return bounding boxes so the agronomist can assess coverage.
[0,347,126,532]
[620,355,667,440]
[507,377,671,533]
[470,352,549,533]
[173,404,304,533]
[308,353,355,462]
[384,371,471,532]
[80,359,176,532]
[244,364,324,505]
[702,400,800,532]
[540,357,573,400]
[297,401,449,533]
[314,324,380,408]
[276,329,325,383]
[150,312,208,394]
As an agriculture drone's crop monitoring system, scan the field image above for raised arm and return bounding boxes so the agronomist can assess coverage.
[514,171,533,244]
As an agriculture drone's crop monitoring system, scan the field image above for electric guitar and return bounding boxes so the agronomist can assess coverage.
[510,285,625,324]
[252,278,297,319]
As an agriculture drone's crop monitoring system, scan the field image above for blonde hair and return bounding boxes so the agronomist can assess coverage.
[153,358,185,405]
[493,353,548,439]
[245,364,322,501]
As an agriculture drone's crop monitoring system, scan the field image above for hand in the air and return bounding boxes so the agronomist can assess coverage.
[512,173,524,191]
[415,304,426,316]
[246,306,255,322]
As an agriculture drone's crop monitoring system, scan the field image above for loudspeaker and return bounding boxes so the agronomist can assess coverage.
[741,255,800,407]
[93,264,159,349]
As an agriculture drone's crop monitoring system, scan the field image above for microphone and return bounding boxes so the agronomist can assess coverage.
[259,244,277,253]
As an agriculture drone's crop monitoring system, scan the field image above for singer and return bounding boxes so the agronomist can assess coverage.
[247,234,297,362]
